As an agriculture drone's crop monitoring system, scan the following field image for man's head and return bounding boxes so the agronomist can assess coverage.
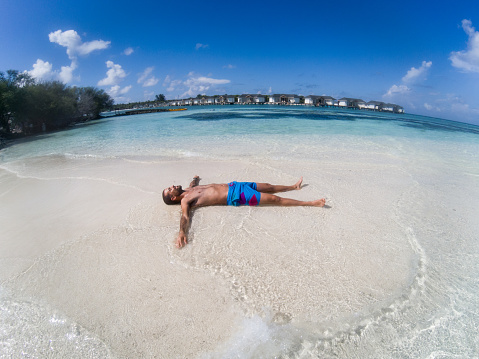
[162,185,183,205]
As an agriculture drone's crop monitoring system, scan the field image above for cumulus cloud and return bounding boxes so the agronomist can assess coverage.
[137,67,159,87]
[384,84,410,98]
[402,61,432,83]
[182,75,230,97]
[384,60,431,99]
[223,64,236,69]
[108,85,132,97]
[58,63,78,83]
[163,72,230,97]
[163,75,182,92]
[107,84,132,103]
[28,30,110,84]
[28,59,54,80]
[450,19,479,73]
[195,43,209,50]
[124,47,134,56]
[49,30,110,60]
[98,61,127,86]
[27,59,78,83]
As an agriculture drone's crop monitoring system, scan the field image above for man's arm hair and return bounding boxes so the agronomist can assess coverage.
[189,175,200,188]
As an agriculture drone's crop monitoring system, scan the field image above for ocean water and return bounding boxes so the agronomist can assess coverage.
[1,106,478,358]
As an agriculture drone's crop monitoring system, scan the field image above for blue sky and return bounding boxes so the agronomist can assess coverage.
[1,0,479,124]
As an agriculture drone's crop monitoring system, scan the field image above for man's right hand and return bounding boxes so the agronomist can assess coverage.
[176,233,188,248]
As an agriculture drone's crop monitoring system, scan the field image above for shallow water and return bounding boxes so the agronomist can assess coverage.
[1,106,478,357]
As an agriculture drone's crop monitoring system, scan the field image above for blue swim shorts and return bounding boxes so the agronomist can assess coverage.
[227,181,261,206]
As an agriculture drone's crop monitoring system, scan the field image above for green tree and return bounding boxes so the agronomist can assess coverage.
[0,70,35,134]
[21,81,77,133]
[155,94,166,102]
[74,87,113,120]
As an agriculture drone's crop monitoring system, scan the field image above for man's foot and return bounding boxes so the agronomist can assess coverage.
[294,177,303,190]
[312,198,326,207]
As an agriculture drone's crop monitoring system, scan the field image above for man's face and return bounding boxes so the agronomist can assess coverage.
[164,185,182,199]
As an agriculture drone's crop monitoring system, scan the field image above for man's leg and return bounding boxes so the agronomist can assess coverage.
[258,192,325,207]
[255,177,303,194]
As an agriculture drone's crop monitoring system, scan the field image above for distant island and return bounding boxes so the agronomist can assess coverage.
[165,94,404,114]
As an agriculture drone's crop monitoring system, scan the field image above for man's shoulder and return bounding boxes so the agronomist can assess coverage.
[182,188,202,203]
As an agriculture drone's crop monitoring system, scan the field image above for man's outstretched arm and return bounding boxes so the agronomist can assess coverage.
[189,175,200,188]
[176,200,192,248]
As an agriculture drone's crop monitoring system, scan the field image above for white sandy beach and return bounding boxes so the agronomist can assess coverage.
[1,109,479,357]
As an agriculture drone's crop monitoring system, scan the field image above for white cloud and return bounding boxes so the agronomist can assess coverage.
[450,19,479,73]
[58,63,78,83]
[163,75,182,92]
[384,60,431,99]
[98,61,126,86]
[223,64,236,69]
[137,67,159,87]
[124,47,134,56]
[108,85,132,97]
[28,59,54,80]
[402,61,432,83]
[421,94,479,123]
[27,59,78,84]
[138,67,153,83]
[182,75,230,97]
[424,103,442,112]
[49,30,110,59]
[163,72,231,97]
[190,76,230,85]
[143,77,159,87]
[107,85,132,103]
[195,43,209,50]
[28,30,110,84]
[384,84,410,98]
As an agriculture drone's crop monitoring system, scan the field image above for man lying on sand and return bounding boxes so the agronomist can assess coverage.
[163,176,326,248]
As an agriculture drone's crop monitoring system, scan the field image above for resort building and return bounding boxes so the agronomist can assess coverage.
[365,101,383,110]
[304,95,338,107]
[338,98,365,109]
[236,94,267,104]
[164,92,403,113]
[269,94,300,105]
[214,96,225,104]
[304,95,321,105]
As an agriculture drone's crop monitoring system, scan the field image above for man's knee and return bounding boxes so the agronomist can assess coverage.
[260,193,281,205]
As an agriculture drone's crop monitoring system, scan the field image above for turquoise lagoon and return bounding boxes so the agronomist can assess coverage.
[1,106,478,358]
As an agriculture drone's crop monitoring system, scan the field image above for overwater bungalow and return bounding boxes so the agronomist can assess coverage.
[365,101,384,111]
[238,94,253,104]
[269,94,300,105]
[304,95,321,105]
[238,94,266,104]
[163,91,403,113]
[214,95,225,104]
[338,98,365,109]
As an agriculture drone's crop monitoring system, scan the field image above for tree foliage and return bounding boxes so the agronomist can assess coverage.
[0,70,113,136]
[155,94,166,102]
